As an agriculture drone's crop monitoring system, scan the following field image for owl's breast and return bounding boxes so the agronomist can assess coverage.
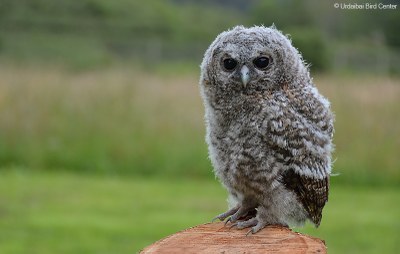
[207,110,278,194]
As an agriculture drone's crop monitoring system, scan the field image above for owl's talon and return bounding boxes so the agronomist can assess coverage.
[229,222,238,230]
[227,205,256,224]
[248,222,266,235]
[236,217,258,229]
[245,229,254,237]
[211,216,225,223]
[212,206,240,222]
[224,217,232,226]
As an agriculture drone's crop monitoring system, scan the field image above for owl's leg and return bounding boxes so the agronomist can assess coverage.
[212,205,239,222]
[225,199,257,224]
[229,218,266,236]
[245,206,288,235]
[234,217,258,229]
[246,221,267,235]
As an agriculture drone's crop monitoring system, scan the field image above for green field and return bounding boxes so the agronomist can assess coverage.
[0,65,399,253]
[0,170,398,254]
[0,170,224,253]
[0,66,399,183]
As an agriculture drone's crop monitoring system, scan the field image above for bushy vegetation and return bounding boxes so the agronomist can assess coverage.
[0,66,399,185]
[0,66,210,177]
[1,0,399,72]
[250,0,400,73]
[0,0,242,69]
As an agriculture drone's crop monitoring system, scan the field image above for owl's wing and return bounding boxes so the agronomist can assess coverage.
[263,88,333,226]
[280,168,329,227]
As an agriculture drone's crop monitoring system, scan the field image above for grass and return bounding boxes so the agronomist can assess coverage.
[0,65,210,177]
[314,74,400,185]
[0,64,399,253]
[0,65,399,184]
[0,169,225,254]
[0,169,398,254]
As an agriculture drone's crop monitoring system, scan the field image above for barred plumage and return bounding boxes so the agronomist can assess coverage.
[199,25,334,234]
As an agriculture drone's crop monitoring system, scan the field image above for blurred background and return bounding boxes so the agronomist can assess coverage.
[0,0,399,253]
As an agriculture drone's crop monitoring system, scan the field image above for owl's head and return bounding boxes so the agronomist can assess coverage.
[200,25,310,100]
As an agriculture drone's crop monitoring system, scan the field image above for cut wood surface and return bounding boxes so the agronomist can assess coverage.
[141,222,326,254]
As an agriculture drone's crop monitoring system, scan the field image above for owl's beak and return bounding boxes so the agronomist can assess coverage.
[240,65,250,87]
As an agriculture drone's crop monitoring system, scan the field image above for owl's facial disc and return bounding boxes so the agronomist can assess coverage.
[240,65,250,87]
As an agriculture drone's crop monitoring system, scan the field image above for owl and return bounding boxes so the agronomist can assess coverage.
[199,25,334,234]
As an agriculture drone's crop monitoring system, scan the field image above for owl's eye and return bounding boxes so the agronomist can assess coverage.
[253,57,270,69]
[222,58,238,71]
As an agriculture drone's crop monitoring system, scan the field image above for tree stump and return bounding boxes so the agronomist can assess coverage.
[141,222,326,253]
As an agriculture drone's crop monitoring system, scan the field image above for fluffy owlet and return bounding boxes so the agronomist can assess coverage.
[199,25,334,234]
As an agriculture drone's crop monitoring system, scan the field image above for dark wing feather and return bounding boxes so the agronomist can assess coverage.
[280,168,329,227]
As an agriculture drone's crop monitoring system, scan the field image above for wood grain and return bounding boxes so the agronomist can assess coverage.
[141,222,326,254]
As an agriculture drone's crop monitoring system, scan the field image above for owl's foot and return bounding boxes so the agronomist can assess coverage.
[226,206,257,224]
[212,206,239,222]
[245,222,289,236]
[236,217,258,229]
[228,217,266,235]
[245,221,267,236]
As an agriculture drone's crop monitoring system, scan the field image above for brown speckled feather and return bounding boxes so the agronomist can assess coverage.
[280,169,329,227]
